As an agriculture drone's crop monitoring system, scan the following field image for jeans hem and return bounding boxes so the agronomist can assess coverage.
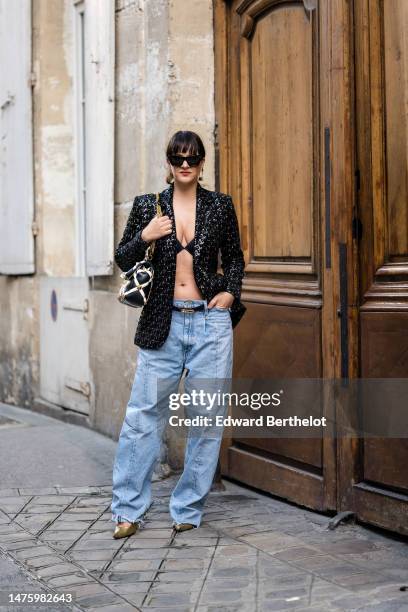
[170,513,201,528]
[111,513,145,526]
[172,520,199,528]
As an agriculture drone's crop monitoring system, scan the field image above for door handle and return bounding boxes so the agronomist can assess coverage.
[324,127,331,269]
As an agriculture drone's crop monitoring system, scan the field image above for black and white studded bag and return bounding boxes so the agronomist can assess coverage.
[117,193,162,308]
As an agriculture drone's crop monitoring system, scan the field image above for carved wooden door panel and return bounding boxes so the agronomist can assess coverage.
[215,0,337,512]
[342,0,408,534]
[215,0,408,535]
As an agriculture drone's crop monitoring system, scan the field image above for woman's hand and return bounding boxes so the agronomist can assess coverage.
[141,215,172,242]
[208,291,235,309]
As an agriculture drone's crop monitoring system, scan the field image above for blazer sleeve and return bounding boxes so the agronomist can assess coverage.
[114,195,151,272]
[220,195,246,300]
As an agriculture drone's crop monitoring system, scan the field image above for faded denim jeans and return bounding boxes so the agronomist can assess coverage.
[111,298,233,527]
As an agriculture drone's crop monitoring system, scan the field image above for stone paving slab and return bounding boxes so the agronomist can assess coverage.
[0,477,407,611]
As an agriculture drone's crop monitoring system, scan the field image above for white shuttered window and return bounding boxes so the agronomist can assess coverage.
[83,0,115,276]
[0,0,34,275]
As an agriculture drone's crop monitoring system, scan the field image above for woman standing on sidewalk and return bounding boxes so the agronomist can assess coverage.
[110,130,246,538]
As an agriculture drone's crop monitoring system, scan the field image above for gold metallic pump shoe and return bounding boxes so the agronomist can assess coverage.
[173,523,196,533]
[113,522,140,539]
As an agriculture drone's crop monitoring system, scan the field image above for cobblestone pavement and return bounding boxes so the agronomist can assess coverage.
[0,475,407,612]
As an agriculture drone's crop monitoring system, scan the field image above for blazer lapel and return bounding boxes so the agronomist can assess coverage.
[158,183,173,219]
[158,182,212,258]
[194,183,212,259]
[158,183,176,251]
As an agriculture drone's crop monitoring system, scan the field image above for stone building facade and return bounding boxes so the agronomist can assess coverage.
[0,0,215,470]
[3,0,407,536]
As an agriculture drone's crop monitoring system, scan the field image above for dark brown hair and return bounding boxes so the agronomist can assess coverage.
[165,131,206,184]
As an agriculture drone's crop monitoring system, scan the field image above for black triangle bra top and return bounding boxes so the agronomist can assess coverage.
[175,236,195,256]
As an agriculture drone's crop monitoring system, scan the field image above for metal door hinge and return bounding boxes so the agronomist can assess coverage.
[0,93,15,110]
[63,298,89,320]
[29,72,37,88]
[64,377,91,398]
[31,221,39,236]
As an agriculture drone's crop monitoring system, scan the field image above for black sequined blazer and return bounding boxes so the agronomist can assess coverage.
[114,182,247,349]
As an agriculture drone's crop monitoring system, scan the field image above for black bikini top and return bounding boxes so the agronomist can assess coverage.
[175,237,195,256]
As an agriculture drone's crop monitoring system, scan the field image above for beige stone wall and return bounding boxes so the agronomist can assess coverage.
[0,0,75,409]
[33,0,76,277]
[0,276,39,409]
[1,0,216,470]
[92,0,215,466]
[168,0,215,189]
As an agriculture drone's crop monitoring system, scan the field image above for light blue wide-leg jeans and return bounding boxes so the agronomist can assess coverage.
[111,298,233,527]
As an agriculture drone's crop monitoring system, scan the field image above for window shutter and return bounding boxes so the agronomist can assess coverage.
[0,0,34,275]
[84,0,115,276]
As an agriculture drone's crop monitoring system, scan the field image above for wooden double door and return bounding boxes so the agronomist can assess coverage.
[215,0,408,535]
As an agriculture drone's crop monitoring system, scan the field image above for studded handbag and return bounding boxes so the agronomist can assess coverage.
[117,193,162,308]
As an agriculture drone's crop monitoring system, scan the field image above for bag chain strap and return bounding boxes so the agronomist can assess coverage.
[145,192,163,260]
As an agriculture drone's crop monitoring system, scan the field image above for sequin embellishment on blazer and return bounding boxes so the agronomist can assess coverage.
[114,182,247,349]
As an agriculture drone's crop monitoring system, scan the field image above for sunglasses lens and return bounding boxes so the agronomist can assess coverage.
[187,155,202,166]
[169,154,202,167]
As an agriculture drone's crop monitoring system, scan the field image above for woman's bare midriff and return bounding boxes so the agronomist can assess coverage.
[173,250,203,300]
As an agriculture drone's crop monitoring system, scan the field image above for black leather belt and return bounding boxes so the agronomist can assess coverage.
[172,304,205,313]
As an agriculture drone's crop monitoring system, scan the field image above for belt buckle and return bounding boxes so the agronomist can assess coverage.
[181,307,195,313]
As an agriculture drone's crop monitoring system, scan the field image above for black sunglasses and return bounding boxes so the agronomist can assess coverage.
[167,154,203,167]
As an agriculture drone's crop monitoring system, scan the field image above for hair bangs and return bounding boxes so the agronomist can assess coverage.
[166,131,205,158]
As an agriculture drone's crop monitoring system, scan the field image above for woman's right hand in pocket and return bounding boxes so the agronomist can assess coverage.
[141,215,172,242]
